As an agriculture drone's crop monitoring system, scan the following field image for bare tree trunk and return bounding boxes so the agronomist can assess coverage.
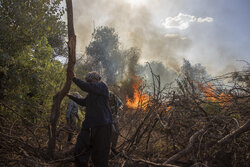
[48,0,76,159]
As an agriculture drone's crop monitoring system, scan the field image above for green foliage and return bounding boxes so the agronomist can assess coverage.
[0,0,66,57]
[0,0,67,122]
[1,37,65,121]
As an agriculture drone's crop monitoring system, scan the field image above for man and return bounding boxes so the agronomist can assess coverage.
[66,92,81,142]
[109,91,123,154]
[67,71,113,167]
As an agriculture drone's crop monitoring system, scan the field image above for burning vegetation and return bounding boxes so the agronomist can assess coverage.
[198,82,232,106]
[1,7,249,166]
[114,67,250,167]
[126,76,150,110]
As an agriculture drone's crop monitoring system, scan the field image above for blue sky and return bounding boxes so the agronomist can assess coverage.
[67,0,250,75]
[152,0,250,73]
[188,0,250,56]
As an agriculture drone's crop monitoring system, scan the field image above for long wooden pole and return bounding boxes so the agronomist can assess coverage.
[48,0,76,159]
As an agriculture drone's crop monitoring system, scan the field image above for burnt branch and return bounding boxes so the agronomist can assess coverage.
[164,127,207,164]
[218,119,250,145]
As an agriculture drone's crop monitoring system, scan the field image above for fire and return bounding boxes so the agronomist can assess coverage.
[125,76,173,111]
[199,83,217,102]
[126,78,150,109]
[218,93,232,106]
[165,106,171,111]
[198,82,232,106]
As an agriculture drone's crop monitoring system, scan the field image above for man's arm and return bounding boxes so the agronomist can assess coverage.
[72,77,108,97]
[67,94,86,106]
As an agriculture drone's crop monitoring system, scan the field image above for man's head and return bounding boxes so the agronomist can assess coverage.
[85,71,101,83]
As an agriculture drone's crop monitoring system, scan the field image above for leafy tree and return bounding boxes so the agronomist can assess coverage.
[0,0,66,57]
[85,26,125,85]
[0,0,67,121]
[1,37,65,121]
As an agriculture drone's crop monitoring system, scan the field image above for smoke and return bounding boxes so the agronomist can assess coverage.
[137,61,178,89]
[121,47,141,99]
[72,0,191,74]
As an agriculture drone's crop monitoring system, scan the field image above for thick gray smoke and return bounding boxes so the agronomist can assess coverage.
[72,0,191,75]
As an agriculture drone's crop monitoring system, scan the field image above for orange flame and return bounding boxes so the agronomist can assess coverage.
[199,83,217,102]
[218,93,232,106]
[198,82,231,106]
[126,78,149,109]
[165,106,171,111]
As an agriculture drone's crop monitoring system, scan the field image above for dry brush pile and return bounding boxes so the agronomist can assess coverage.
[0,68,249,167]
[110,69,250,167]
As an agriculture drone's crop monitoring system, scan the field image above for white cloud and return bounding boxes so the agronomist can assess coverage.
[162,13,213,30]
[197,17,213,23]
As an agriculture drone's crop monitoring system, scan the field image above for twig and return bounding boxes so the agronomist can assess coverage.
[132,158,180,167]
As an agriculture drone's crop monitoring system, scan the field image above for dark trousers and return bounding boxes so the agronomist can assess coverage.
[75,124,112,167]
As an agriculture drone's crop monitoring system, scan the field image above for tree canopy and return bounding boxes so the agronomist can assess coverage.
[0,0,67,120]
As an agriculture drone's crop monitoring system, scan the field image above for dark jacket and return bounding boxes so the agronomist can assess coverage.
[68,77,113,128]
